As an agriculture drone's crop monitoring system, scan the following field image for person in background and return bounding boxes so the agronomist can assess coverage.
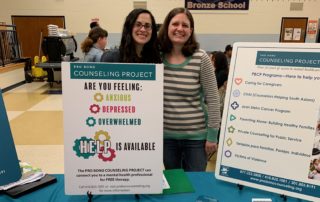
[224,44,232,66]
[90,21,99,29]
[210,51,218,67]
[158,7,221,171]
[81,27,108,62]
[214,52,229,144]
[100,8,161,63]
[214,51,229,89]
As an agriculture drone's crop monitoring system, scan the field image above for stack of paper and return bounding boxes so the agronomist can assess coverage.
[47,24,58,36]
[0,162,45,191]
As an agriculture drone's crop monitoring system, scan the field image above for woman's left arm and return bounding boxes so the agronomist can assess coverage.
[199,50,221,143]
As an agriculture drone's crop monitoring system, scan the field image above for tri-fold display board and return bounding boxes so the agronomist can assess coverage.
[215,42,320,202]
[0,90,21,186]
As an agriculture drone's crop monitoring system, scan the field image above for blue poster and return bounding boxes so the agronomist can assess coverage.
[185,0,249,10]
[0,89,21,186]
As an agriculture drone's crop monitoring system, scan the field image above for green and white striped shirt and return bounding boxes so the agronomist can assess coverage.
[163,49,221,142]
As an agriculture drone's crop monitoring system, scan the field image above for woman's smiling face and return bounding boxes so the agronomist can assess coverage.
[132,13,152,47]
[167,13,192,46]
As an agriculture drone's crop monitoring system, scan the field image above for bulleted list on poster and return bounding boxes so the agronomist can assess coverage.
[215,43,320,202]
[62,63,163,195]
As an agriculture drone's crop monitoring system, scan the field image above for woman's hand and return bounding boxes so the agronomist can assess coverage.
[205,141,218,155]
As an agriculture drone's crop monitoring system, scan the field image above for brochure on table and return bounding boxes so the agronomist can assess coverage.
[62,62,163,195]
[0,89,21,186]
[215,43,320,202]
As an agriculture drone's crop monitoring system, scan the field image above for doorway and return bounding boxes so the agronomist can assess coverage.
[11,16,65,60]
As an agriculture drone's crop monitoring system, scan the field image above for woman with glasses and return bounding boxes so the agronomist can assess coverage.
[101,8,161,63]
[158,7,221,171]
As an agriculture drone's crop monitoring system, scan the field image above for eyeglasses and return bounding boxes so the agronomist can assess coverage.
[134,22,152,31]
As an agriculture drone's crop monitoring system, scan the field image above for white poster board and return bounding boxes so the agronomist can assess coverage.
[63,62,163,195]
[293,28,302,41]
[307,20,318,39]
[215,43,320,201]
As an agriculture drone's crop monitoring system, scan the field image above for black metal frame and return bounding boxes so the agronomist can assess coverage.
[0,25,21,67]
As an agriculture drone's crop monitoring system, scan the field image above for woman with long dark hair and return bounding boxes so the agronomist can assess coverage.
[101,9,161,63]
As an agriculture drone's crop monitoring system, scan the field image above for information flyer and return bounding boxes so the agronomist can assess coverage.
[63,62,163,195]
[215,43,320,201]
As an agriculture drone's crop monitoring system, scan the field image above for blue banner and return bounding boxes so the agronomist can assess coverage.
[185,0,249,10]
[0,89,21,186]
[70,63,156,80]
[219,165,320,198]
[256,51,320,68]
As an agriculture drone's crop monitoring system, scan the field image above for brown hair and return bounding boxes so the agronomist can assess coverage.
[158,7,199,57]
[119,8,161,63]
[81,27,108,53]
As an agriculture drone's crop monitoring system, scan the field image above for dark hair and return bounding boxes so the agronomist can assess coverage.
[90,21,99,29]
[210,51,218,61]
[119,9,161,63]
[225,44,232,52]
[158,7,199,57]
[81,27,108,53]
[214,51,229,88]
[214,51,228,72]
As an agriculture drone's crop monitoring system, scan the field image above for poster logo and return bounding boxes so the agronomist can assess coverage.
[234,78,243,85]
[73,130,116,162]
[221,166,229,175]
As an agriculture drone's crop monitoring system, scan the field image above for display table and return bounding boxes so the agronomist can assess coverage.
[0,172,309,202]
[35,62,61,87]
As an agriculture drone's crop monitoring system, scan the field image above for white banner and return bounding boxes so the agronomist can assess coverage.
[63,62,163,195]
[216,43,320,201]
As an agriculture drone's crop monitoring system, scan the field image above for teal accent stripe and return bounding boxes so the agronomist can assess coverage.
[219,165,320,198]
[70,63,156,80]
[256,51,320,68]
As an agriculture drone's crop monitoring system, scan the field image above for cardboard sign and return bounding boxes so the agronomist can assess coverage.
[0,90,21,186]
[216,43,320,201]
[63,62,163,195]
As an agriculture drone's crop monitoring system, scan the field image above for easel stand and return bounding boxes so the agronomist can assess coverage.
[237,184,244,191]
[87,191,93,202]
[86,191,141,201]
[280,194,287,201]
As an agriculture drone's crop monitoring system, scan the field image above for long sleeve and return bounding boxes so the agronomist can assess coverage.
[200,51,221,142]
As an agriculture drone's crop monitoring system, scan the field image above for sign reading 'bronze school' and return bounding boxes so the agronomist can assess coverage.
[185,0,249,10]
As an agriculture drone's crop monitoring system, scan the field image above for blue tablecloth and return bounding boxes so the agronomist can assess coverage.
[0,172,309,202]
